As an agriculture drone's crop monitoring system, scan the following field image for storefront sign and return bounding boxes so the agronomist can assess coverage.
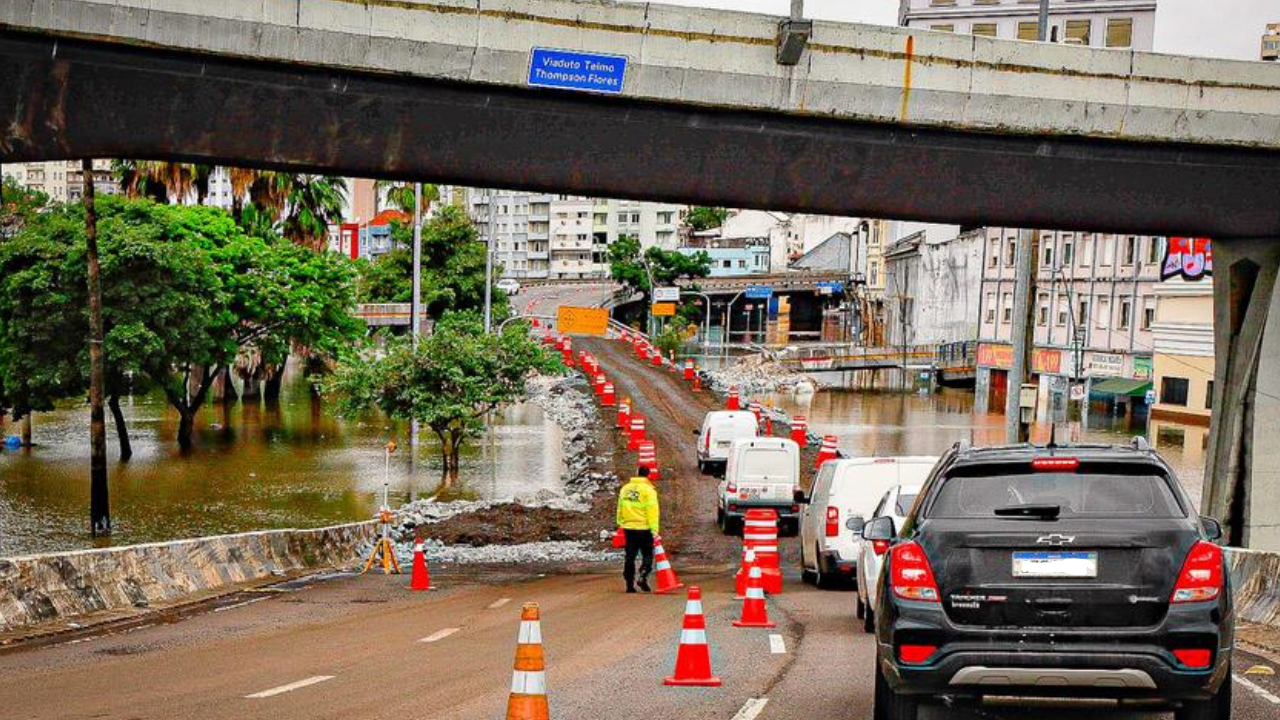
[1032,348,1062,375]
[1132,356,1153,381]
[977,343,1013,369]
[1162,237,1213,281]
[1089,352,1124,377]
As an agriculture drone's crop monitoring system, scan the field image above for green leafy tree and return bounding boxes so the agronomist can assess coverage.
[1,177,49,241]
[608,235,712,301]
[375,180,439,216]
[686,206,727,232]
[326,312,560,477]
[356,205,510,320]
[0,196,361,452]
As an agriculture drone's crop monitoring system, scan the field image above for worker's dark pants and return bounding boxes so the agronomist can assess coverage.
[623,529,654,588]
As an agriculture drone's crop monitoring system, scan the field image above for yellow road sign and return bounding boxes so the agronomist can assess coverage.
[557,306,609,336]
[651,302,676,317]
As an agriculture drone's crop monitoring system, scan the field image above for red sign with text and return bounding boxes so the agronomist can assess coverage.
[1162,237,1213,281]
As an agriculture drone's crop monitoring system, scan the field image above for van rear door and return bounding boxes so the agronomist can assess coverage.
[734,443,799,504]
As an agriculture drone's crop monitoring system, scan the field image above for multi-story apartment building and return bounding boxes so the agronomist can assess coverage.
[899,0,1156,49]
[678,235,771,277]
[883,227,985,348]
[5,160,120,203]
[469,191,682,280]
[1263,22,1279,61]
[975,229,1162,417]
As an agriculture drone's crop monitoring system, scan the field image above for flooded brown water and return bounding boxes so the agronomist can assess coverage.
[0,369,564,556]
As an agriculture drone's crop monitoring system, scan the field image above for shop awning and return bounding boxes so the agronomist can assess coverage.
[1091,378,1152,397]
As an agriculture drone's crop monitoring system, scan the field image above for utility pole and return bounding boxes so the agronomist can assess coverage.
[83,159,110,536]
[1005,228,1040,444]
[411,182,423,347]
[483,189,495,333]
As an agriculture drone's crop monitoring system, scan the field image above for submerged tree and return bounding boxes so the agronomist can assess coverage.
[325,312,560,478]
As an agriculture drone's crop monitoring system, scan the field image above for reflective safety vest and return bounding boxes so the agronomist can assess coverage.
[616,477,660,534]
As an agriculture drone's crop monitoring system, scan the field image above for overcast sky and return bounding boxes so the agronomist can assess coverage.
[636,0,1275,61]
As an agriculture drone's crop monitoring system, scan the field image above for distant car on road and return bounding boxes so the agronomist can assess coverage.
[694,410,759,477]
[716,437,800,535]
[866,441,1232,720]
[496,278,520,295]
[855,482,922,630]
[798,457,936,590]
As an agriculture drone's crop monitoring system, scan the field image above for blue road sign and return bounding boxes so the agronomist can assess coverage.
[816,281,845,294]
[745,285,773,300]
[527,48,628,95]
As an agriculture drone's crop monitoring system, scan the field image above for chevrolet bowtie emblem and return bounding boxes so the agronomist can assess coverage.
[1036,534,1076,546]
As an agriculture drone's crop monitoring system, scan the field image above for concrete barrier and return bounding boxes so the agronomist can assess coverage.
[1227,547,1280,628]
[0,521,377,633]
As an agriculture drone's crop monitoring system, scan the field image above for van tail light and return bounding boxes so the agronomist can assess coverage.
[890,541,940,602]
[825,506,840,537]
[1172,649,1213,669]
[726,481,737,494]
[704,432,710,453]
[1170,541,1223,603]
[897,644,938,665]
[872,540,890,556]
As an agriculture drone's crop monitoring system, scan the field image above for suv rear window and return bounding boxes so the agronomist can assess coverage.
[927,472,1185,519]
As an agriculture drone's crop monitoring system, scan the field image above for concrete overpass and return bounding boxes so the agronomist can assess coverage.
[0,0,1277,548]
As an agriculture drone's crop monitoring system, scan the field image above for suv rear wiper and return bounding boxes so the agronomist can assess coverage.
[993,504,1061,519]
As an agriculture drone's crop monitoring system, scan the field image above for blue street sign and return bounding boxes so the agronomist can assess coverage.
[744,285,773,300]
[527,48,628,95]
[816,281,844,294]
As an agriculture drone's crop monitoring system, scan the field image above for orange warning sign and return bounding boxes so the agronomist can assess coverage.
[651,302,677,317]
[557,306,609,336]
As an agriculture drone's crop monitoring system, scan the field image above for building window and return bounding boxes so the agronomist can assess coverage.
[1002,293,1013,323]
[931,24,955,32]
[1096,297,1110,329]
[1065,20,1092,46]
[1062,240,1073,266]
[870,264,879,285]
[972,23,998,38]
[1142,304,1155,330]
[722,260,732,269]
[1056,296,1069,327]
[1148,237,1162,264]
[1160,377,1190,406]
[1017,22,1040,41]
[1043,244,1054,269]
[1037,294,1049,326]
[1123,236,1138,265]
[1099,236,1114,265]
[1005,239,1017,267]
[929,0,956,5]
[1118,299,1131,329]
[1106,18,1133,48]
[989,240,999,267]
[737,259,747,268]
[985,293,996,323]
[1077,299,1090,330]
[1205,381,1214,410]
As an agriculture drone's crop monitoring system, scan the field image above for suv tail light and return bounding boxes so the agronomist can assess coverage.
[825,506,840,537]
[1172,649,1213,669]
[1170,541,1223,603]
[897,644,938,665]
[1031,457,1079,472]
[890,541,940,602]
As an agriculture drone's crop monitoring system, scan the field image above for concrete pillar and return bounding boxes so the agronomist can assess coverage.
[1202,238,1280,551]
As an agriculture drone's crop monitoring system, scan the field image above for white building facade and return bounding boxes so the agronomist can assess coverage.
[899,0,1156,49]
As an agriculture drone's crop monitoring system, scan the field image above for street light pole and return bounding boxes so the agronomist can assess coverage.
[1006,228,1041,444]
[483,188,495,333]
[411,182,423,347]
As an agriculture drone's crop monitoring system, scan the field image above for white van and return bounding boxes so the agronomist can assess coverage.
[715,437,801,535]
[798,456,938,589]
[694,410,759,476]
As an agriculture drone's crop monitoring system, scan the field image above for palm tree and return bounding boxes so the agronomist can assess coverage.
[279,174,347,251]
[112,161,213,205]
[375,180,438,216]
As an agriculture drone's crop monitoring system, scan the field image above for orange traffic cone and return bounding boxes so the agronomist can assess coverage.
[651,535,684,594]
[733,557,776,628]
[734,546,755,599]
[815,435,839,471]
[506,603,549,720]
[663,586,722,687]
[410,532,435,591]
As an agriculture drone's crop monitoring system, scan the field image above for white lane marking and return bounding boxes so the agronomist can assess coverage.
[768,634,786,654]
[418,627,461,644]
[214,597,270,613]
[245,675,334,699]
[730,697,769,720]
[488,598,511,609]
[1235,674,1280,706]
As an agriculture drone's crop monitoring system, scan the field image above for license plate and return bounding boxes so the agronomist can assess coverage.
[1012,551,1098,578]
[739,488,765,500]
[716,441,731,448]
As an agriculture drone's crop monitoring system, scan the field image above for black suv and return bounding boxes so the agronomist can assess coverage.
[865,441,1233,720]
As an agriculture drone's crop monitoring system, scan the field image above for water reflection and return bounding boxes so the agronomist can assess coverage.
[0,368,564,556]
[764,388,1205,507]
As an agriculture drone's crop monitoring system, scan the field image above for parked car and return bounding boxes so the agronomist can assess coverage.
[716,437,800,535]
[798,457,937,590]
[866,441,1232,720]
[496,278,520,295]
[855,482,922,631]
[694,410,759,477]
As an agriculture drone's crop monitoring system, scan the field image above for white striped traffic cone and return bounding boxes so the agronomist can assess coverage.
[506,603,549,720]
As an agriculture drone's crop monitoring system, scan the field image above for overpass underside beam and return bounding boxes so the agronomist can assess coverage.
[1204,239,1280,551]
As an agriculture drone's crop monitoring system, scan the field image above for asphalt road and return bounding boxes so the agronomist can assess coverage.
[1,284,1277,720]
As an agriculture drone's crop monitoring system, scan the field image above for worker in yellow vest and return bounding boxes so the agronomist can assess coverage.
[615,466,661,593]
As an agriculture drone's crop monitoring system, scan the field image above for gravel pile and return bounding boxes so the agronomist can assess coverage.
[704,354,817,395]
[391,538,621,566]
